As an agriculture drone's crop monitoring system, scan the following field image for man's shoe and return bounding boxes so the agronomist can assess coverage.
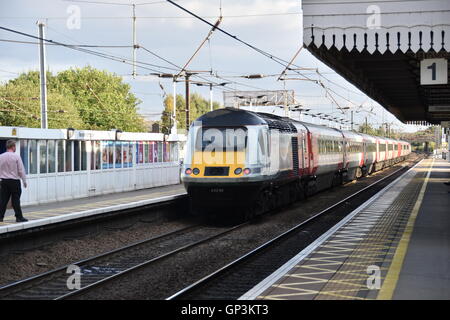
[16,217,28,223]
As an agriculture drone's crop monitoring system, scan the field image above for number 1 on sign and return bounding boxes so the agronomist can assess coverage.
[427,62,437,81]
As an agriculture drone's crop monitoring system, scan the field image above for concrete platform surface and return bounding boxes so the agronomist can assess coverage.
[0,184,186,234]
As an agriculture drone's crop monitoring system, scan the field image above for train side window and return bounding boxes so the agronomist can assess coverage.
[74,141,80,172]
[20,140,29,174]
[48,140,56,173]
[57,140,65,172]
[66,141,73,172]
[29,140,38,174]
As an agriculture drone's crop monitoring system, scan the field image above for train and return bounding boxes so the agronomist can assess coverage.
[181,108,411,218]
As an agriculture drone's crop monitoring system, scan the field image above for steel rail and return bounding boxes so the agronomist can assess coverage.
[167,158,422,300]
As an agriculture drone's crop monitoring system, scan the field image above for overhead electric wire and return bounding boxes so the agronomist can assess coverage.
[164,0,371,110]
[0,26,180,74]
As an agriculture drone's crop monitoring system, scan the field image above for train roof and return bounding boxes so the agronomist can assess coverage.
[193,109,410,145]
[195,108,297,132]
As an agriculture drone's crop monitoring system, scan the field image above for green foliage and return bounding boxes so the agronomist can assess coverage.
[357,123,402,139]
[0,71,84,129]
[160,93,221,134]
[56,66,145,132]
[0,67,146,132]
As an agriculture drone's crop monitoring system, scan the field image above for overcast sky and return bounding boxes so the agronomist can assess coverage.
[0,0,425,132]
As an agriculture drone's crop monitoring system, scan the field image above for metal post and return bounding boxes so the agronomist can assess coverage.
[283,81,289,117]
[351,110,354,131]
[185,73,191,131]
[132,4,137,78]
[37,21,48,129]
[171,79,177,134]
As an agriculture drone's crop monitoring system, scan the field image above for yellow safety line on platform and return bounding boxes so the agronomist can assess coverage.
[377,159,434,300]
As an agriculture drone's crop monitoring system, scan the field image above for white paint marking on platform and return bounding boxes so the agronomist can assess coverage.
[239,161,422,300]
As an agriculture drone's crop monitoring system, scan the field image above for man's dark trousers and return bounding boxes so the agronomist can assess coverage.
[0,179,24,220]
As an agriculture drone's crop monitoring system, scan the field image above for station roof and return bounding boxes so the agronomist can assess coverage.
[302,0,450,125]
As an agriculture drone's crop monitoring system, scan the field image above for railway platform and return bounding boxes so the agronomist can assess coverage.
[241,158,450,300]
[0,184,186,235]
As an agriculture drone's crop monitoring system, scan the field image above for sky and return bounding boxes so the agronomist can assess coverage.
[0,0,426,133]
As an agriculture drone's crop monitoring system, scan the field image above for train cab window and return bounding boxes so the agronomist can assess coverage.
[20,140,29,174]
[66,141,73,172]
[48,140,56,173]
[57,140,65,172]
[39,140,47,174]
[196,127,248,152]
[257,130,268,163]
[29,140,38,174]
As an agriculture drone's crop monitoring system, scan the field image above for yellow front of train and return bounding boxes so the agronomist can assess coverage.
[181,109,271,212]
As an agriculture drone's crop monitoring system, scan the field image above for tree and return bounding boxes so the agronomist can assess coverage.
[160,93,221,134]
[56,66,145,132]
[0,71,84,129]
[0,67,146,132]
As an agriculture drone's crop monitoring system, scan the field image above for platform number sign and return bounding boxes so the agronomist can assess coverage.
[421,58,448,85]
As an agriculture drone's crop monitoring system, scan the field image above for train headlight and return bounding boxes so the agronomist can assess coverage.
[185,168,192,175]
[234,168,242,175]
[243,168,251,175]
[193,168,200,175]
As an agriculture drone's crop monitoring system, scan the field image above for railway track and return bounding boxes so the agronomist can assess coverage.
[168,157,423,300]
[0,223,247,300]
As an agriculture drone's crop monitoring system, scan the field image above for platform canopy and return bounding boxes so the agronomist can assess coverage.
[302,0,450,124]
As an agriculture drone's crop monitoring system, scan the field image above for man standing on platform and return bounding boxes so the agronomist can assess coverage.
[0,140,28,223]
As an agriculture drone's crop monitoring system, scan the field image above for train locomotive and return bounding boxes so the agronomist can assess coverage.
[181,108,411,218]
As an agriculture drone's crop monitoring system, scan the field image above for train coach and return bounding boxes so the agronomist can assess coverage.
[0,126,186,206]
[181,108,410,218]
